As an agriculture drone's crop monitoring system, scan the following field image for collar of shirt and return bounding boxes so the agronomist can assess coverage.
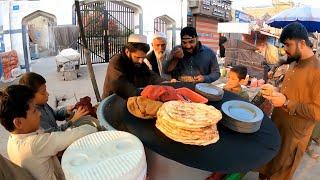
[10,131,41,139]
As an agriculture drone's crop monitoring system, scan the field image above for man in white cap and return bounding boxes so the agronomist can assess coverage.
[144,32,171,80]
[102,34,162,99]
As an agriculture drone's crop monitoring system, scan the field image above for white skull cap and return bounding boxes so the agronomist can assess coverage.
[128,34,147,44]
[152,32,167,40]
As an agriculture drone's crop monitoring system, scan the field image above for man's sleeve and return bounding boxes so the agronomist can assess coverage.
[44,121,73,133]
[54,106,68,121]
[163,46,181,74]
[103,60,140,99]
[287,72,320,122]
[149,70,163,84]
[203,50,221,83]
[32,125,97,157]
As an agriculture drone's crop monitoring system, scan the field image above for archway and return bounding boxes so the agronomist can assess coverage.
[22,10,57,71]
[73,0,142,64]
[154,15,176,50]
[116,0,143,34]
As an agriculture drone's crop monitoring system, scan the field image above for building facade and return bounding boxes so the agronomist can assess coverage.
[188,0,232,51]
[0,0,188,68]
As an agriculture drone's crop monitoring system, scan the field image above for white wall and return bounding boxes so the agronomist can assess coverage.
[38,0,74,25]
[1,0,74,66]
[1,1,41,65]
[0,1,11,51]
[127,0,188,48]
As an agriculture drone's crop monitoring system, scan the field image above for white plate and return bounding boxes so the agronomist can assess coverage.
[195,83,223,96]
[221,100,264,123]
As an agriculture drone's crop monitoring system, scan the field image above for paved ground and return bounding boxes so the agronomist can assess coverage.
[0,56,319,179]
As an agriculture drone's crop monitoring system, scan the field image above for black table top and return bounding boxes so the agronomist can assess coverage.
[101,82,281,173]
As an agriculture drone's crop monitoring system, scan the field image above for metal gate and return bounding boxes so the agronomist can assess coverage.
[154,17,167,33]
[74,1,134,64]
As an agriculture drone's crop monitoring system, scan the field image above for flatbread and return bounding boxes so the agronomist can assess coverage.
[179,76,196,83]
[127,96,163,119]
[156,121,219,146]
[156,119,217,138]
[157,107,217,129]
[155,101,222,146]
[162,101,222,126]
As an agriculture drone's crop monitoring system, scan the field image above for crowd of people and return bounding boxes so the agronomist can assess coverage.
[0,22,320,180]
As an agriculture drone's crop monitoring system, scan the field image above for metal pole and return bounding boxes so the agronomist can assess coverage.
[75,0,102,102]
[254,32,257,46]
[180,0,183,29]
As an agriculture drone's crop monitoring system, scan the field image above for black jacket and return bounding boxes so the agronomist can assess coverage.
[165,42,220,83]
[146,51,161,75]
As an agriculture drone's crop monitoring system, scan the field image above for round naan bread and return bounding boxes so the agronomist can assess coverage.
[155,100,222,146]
[162,101,222,125]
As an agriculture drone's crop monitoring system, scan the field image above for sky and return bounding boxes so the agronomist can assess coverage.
[231,0,320,10]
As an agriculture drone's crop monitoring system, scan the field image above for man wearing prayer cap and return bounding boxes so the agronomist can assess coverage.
[102,34,162,99]
[164,26,220,83]
[144,32,171,80]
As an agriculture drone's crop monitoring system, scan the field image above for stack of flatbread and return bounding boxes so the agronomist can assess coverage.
[156,101,222,146]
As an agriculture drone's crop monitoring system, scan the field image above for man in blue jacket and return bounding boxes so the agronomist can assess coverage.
[165,27,220,83]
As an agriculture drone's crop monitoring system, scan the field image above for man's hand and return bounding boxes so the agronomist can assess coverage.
[170,78,178,83]
[173,47,184,59]
[223,83,232,91]
[263,91,286,107]
[180,76,196,82]
[194,75,205,83]
[261,84,277,96]
[70,106,89,122]
[268,71,274,79]
[66,105,75,115]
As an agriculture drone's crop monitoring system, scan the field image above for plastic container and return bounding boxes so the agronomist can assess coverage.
[62,131,147,180]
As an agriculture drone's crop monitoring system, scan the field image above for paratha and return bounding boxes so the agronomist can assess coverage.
[156,121,220,146]
[162,101,222,125]
[127,96,163,119]
[155,101,222,146]
[157,108,217,130]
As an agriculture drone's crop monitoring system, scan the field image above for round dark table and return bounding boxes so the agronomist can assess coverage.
[97,83,281,174]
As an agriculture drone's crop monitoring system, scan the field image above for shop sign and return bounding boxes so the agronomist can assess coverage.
[235,10,252,23]
[12,5,19,11]
[200,0,231,21]
[198,33,213,38]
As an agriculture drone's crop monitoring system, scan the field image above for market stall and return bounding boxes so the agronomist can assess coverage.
[97,83,281,179]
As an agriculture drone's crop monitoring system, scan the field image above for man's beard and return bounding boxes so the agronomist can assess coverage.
[129,55,143,68]
[183,48,194,57]
[286,50,301,64]
[134,63,142,68]
[155,51,164,61]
